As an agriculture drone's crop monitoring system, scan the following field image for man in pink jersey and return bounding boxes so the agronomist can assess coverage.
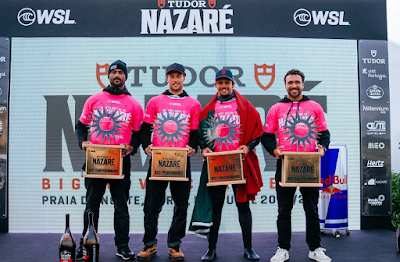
[75,60,143,260]
[190,69,263,262]
[137,63,201,261]
[261,69,331,262]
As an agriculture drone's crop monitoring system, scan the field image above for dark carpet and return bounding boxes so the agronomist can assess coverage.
[0,230,398,261]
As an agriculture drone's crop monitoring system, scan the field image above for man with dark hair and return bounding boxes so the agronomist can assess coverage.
[75,60,143,260]
[137,63,201,261]
[262,68,331,262]
[189,68,263,261]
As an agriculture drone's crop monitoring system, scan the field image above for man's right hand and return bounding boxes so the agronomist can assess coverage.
[202,148,213,159]
[82,141,93,152]
[273,146,284,159]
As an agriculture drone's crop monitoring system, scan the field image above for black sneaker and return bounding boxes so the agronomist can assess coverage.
[76,238,87,260]
[116,244,136,260]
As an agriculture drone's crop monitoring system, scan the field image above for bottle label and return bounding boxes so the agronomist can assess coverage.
[60,250,73,262]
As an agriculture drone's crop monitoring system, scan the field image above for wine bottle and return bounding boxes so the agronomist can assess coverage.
[59,214,76,262]
[83,211,100,261]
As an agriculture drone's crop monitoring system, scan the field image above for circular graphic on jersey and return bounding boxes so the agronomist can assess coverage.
[282,111,320,149]
[154,110,187,145]
[204,113,241,150]
[89,105,123,142]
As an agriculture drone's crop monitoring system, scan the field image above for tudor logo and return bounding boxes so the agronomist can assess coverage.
[17,7,36,26]
[371,50,377,58]
[158,0,166,9]
[293,8,311,27]
[96,63,110,88]
[254,63,275,91]
[209,0,216,9]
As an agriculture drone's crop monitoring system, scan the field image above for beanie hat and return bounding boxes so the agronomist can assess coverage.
[108,60,128,79]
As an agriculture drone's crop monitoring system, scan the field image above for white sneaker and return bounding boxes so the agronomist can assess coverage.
[308,247,331,262]
[270,247,289,262]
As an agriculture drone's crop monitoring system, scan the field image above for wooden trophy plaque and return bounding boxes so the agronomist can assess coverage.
[280,151,323,187]
[205,150,245,187]
[85,144,124,179]
[150,147,189,181]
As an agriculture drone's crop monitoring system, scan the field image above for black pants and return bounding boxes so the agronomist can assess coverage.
[275,162,321,251]
[142,159,191,248]
[208,185,252,249]
[82,156,131,247]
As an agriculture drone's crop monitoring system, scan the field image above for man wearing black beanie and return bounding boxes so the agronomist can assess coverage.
[75,60,143,260]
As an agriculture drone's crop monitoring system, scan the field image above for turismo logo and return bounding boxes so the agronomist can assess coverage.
[366,120,386,135]
[17,7,76,26]
[367,194,385,206]
[293,8,350,27]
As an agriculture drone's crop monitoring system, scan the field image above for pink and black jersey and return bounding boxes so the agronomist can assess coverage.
[211,98,241,152]
[264,98,328,152]
[143,94,201,148]
[79,92,143,145]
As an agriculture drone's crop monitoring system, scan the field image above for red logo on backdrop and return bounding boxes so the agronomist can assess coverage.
[96,63,110,88]
[209,0,216,8]
[159,0,166,8]
[254,63,275,91]
[321,185,342,195]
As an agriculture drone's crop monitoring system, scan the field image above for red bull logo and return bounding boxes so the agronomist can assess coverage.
[321,185,342,195]
[320,174,347,186]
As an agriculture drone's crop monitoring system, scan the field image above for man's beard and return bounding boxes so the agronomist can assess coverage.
[111,78,124,88]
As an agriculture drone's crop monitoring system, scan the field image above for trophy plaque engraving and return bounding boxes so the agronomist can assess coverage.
[85,144,124,179]
[280,151,323,187]
[150,147,189,181]
[205,150,245,186]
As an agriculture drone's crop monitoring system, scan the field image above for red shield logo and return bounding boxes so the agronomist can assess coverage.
[96,63,110,88]
[209,0,216,8]
[254,63,275,91]
[158,0,165,8]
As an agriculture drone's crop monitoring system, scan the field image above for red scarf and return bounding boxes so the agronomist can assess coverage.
[200,90,264,202]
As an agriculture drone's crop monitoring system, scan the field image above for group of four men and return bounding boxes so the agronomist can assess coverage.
[75,60,331,262]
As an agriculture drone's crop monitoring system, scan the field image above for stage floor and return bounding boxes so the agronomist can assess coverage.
[0,230,398,261]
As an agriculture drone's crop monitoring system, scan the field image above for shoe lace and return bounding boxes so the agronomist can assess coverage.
[313,247,327,257]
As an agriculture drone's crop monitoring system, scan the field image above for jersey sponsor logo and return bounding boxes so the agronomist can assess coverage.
[294,8,350,27]
[254,63,275,91]
[17,7,76,26]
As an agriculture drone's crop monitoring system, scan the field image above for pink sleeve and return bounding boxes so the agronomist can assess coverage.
[131,100,144,131]
[191,101,202,130]
[264,105,277,133]
[143,97,157,124]
[79,95,96,125]
[315,103,328,131]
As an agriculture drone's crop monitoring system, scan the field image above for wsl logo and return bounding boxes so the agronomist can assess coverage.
[17,7,76,26]
[141,0,234,34]
[294,8,350,27]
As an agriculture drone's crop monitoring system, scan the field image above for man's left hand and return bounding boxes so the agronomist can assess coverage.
[121,143,133,157]
[318,144,326,157]
[238,145,249,160]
